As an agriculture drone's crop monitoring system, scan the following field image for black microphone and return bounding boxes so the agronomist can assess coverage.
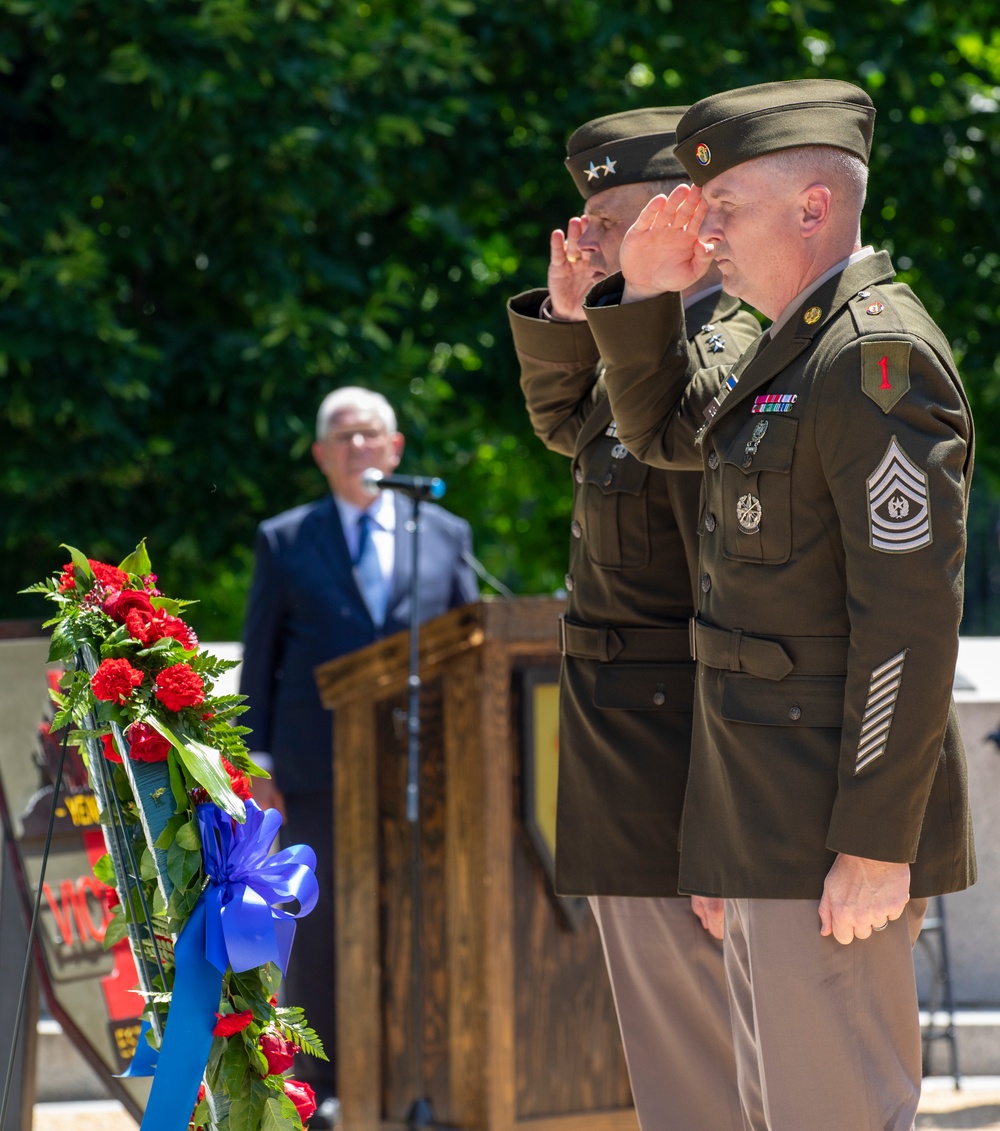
[361,467,446,500]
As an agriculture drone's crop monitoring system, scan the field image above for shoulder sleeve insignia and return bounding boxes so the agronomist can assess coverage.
[867,436,931,553]
[861,341,911,413]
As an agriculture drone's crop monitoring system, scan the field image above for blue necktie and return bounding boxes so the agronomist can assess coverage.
[354,512,387,626]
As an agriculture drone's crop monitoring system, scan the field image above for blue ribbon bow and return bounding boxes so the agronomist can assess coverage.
[134,800,318,1131]
[199,800,318,974]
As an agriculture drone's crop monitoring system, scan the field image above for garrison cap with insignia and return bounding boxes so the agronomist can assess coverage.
[565,107,689,199]
[674,80,876,186]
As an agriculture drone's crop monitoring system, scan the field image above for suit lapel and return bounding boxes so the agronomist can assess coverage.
[575,384,615,454]
[305,495,373,622]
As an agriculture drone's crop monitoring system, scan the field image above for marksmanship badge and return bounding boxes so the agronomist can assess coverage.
[867,437,931,552]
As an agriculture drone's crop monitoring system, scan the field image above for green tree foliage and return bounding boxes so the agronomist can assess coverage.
[2,0,999,636]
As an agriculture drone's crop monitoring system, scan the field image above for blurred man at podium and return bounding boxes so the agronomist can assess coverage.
[239,386,478,1127]
[508,109,760,1131]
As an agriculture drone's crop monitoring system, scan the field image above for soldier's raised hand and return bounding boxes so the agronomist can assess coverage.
[620,184,715,303]
[547,215,594,322]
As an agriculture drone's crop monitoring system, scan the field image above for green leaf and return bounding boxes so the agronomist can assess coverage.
[60,545,93,581]
[175,818,201,851]
[145,716,246,821]
[262,1094,297,1131]
[102,911,130,950]
[117,540,151,577]
[92,852,115,885]
[228,1073,272,1131]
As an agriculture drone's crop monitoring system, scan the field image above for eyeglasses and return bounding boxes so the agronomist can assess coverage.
[326,427,388,445]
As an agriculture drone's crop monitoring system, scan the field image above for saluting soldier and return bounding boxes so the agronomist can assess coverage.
[584,80,976,1131]
[507,108,759,1131]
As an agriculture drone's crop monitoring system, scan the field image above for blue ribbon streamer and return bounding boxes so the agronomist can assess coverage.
[129,800,318,1131]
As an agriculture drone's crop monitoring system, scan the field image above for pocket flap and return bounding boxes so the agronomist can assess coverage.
[722,413,798,474]
[593,663,695,711]
[721,673,845,727]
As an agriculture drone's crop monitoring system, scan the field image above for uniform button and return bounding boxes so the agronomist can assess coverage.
[704,512,716,532]
[564,574,574,592]
[708,451,720,470]
[789,705,802,721]
[574,466,584,484]
[652,690,666,706]
[571,520,582,538]
[603,472,613,486]
[700,573,712,593]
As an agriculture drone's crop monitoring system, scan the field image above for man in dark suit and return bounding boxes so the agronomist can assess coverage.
[239,386,478,1126]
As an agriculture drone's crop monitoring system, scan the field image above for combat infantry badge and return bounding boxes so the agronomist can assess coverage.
[867,436,931,552]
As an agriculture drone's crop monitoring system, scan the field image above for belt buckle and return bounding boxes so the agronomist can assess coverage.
[558,614,568,656]
[688,617,698,661]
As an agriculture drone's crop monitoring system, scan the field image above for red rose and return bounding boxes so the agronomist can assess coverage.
[104,886,120,911]
[88,560,129,589]
[154,664,205,711]
[91,658,144,704]
[124,722,171,763]
[212,1009,255,1037]
[222,758,253,801]
[283,1080,316,1125]
[260,1029,299,1075]
[102,588,154,624]
[101,733,123,763]
[57,562,77,592]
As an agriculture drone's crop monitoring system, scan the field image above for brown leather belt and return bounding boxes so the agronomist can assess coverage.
[559,615,692,663]
[689,617,849,680]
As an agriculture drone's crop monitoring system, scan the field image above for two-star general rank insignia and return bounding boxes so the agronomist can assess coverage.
[867,436,932,553]
[861,341,911,413]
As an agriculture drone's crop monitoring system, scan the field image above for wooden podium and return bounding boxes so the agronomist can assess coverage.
[315,598,636,1131]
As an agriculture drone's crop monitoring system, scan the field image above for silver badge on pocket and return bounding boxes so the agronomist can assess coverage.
[742,419,768,469]
[611,443,629,460]
[737,493,762,534]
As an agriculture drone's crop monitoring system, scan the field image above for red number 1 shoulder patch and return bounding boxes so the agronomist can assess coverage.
[861,341,911,413]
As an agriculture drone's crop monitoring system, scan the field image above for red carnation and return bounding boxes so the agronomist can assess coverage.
[283,1080,316,1125]
[91,658,144,704]
[103,588,154,624]
[260,1029,299,1075]
[57,562,77,592]
[101,733,123,764]
[127,606,197,650]
[124,722,171,763]
[212,1009,254,1037]
[88,560,129,589]
[154,664,205,711]
[222,758,253,801]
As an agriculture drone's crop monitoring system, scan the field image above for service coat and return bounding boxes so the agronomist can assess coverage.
[586,250,976,899]
[510,287,760,895]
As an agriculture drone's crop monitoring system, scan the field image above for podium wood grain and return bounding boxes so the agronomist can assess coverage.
[316,599,637,1131]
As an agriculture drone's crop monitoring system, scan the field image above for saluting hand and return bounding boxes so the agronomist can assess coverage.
[620,184,715,304]
[547,216,594,322]
[818,852,910,945]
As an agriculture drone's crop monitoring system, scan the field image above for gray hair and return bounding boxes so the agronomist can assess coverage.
[763,146,869,212]
[315,386,397,441]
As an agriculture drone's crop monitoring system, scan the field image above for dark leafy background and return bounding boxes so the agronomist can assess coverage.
[3,0,999,637]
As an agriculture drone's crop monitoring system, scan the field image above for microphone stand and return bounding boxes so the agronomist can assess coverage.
[403,492,434,1130]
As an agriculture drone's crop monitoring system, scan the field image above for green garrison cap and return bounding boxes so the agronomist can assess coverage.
[565,107,689,199]
[674,80,876,186]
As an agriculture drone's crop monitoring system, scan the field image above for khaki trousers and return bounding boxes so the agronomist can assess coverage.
[724,897,928,1131]
[589,895,744,1131]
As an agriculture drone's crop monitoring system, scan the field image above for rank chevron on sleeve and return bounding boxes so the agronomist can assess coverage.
[866,436,932,552]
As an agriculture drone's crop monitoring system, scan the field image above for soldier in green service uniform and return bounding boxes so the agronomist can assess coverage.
[507,109,759,1131]
[584,80,976,1131]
